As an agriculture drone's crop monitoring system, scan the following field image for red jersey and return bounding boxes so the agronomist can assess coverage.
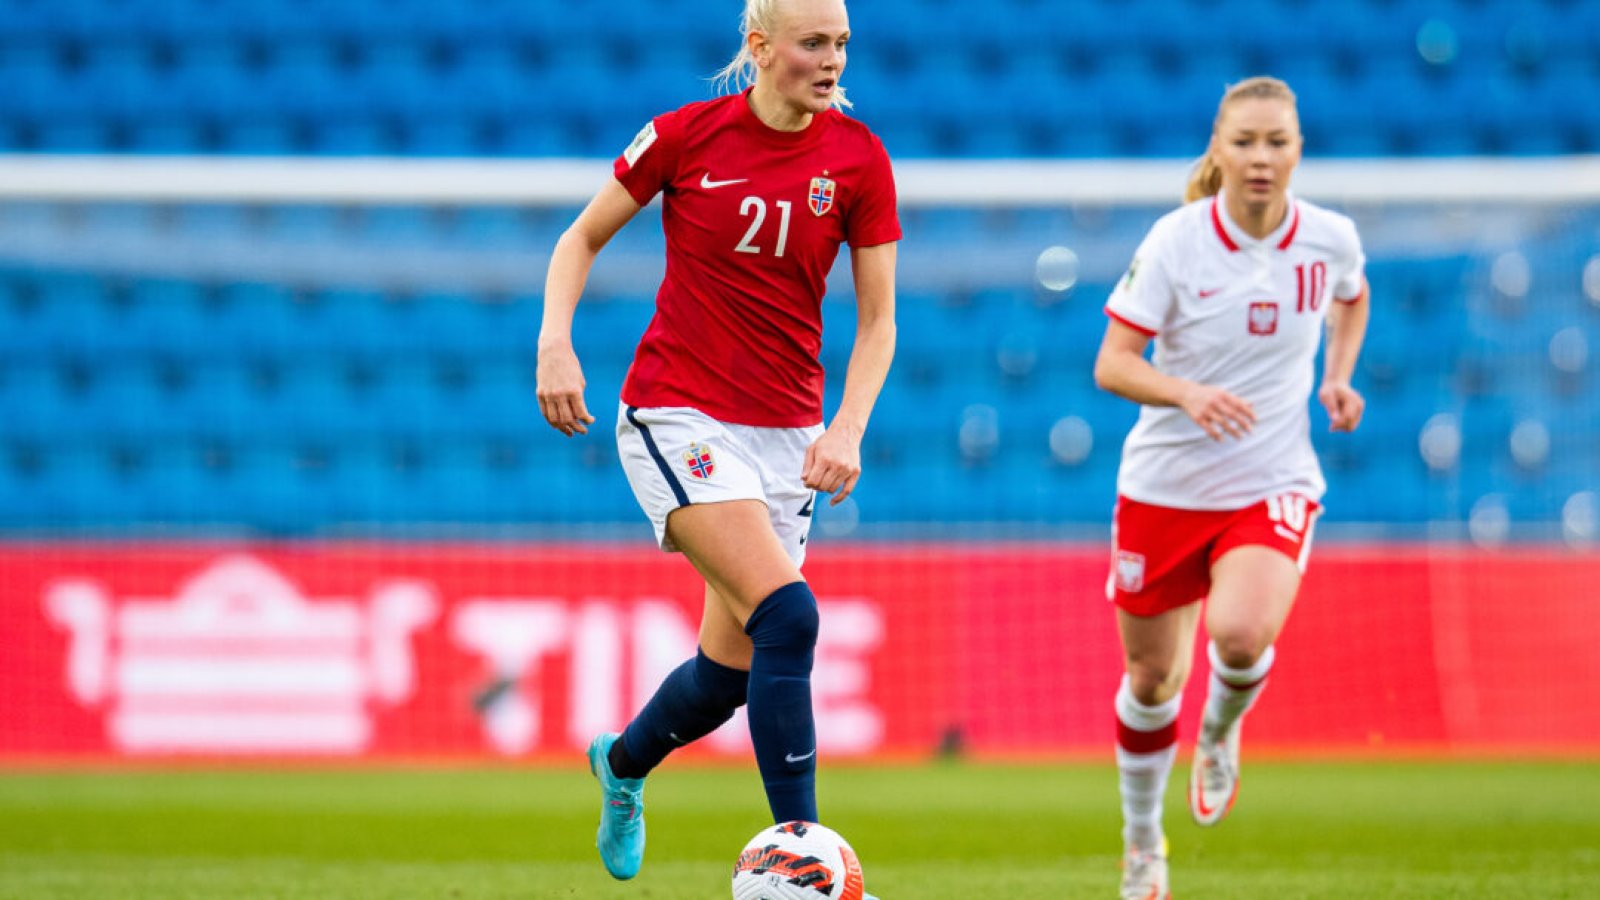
[612,89,901,427]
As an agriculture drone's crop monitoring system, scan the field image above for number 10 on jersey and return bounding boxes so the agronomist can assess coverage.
[735,197,792,258]
[1295,261,1326,313]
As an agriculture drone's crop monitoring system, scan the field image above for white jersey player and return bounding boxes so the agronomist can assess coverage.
[1107,188,1365,511]
[1092,77,1371,900]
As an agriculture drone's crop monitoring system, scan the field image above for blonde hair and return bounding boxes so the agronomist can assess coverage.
[712,0,853,110]
[1184,76,1299,203]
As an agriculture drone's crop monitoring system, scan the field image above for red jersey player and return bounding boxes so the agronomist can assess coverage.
[1094,77,1370,900]
[536,0,898,886]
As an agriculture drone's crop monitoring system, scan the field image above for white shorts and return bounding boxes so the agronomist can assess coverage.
[616,403,824,566]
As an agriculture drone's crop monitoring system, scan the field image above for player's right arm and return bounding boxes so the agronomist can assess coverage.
[1093,320,1255,441]
[1097,222,1255,441]
[537,178,643,437]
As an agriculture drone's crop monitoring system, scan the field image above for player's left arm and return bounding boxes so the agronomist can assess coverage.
[1319,276,1370,432]
[804,241,898,505]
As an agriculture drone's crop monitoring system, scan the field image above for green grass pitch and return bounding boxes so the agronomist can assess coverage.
[0,759,1596,898]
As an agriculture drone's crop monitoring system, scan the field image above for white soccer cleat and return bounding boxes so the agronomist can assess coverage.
[1188,720,1241,826]
[1119,840,1171,900]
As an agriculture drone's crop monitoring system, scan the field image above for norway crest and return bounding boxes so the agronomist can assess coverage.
[808,177,836,216]
[683,442,716,480]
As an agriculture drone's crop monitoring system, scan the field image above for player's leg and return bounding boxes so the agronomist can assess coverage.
[1116,602,1200,900]
[592,407,776,879]
[1189,544,1301,826]
[667,498,820,825]
[1117,606,1202,841]
[590,585,753,877]
[606,583,752,780]
[1107,497,1218,899]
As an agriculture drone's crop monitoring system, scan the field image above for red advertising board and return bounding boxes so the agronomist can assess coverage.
[1,542,1595,760]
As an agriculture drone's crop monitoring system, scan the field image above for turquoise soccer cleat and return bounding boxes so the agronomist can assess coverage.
[586,732,646,880]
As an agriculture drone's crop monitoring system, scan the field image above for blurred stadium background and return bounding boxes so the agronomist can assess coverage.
[0,0,1597,768]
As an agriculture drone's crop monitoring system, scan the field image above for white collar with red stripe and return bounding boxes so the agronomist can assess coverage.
[1210,190,1300,253]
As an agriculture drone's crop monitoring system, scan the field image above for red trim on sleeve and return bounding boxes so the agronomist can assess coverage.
[1335,275,1370,304]
[1276,202,1301,250]
[1106,308,1158,337]
[1210,197,1240,252]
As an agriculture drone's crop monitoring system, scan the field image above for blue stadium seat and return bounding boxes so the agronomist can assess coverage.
[207,281,304,358]
[1323,460,1434,523]
[452,361,542,443]
[3,5,1598,533]
[31,272,110,359]
[1,363,77,444]
[226,443,337,535]
[4,0,1597,155]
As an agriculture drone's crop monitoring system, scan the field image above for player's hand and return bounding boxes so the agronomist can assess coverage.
[535,340,596,437]
[802,425,863,506]
[1319,380,1365,432]
[1178,382,1256,441]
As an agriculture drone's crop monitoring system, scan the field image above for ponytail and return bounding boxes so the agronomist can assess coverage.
[1185,76,1298,202]
[1184,154,1224,204]
[710,4,761,97]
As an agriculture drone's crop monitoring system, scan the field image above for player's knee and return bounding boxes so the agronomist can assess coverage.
[744,581,819,654]
[1211,632,1270,670]
[693,649,750,710]
[1125,664,1183,706]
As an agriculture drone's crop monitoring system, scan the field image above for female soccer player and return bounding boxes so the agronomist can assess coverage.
[1094,77,1370,900]
[536,0,897,884]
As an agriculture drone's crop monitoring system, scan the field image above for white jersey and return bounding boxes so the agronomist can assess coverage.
[1105,191,1366,510]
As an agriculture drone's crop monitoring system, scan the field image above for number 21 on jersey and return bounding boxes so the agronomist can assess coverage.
[735,196,791,258]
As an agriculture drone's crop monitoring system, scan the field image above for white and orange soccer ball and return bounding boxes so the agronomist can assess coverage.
[731,821,866,900]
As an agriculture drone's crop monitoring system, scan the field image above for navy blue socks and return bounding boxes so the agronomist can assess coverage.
[608,581,820,824]
[612,649,749,780]
[743,580,820,823]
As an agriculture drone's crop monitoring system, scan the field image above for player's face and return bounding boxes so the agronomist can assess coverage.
[1209,98,1303,209]
[761,0,849,115]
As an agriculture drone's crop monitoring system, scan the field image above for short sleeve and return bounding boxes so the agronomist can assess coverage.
[1104,225,1175,336]
[844,136,901,248]
[613,111,683,207]
[1332,219,1368,302]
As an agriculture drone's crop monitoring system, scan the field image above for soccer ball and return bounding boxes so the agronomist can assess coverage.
[730,820,866,900]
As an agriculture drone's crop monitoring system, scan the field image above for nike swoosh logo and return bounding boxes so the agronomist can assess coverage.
[700,173,749,189]
[1191,777,1219,818]
[1198,287,1223,298]
[785,750,816,764]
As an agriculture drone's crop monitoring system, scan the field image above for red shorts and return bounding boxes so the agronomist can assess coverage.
[1107,493,1322,617]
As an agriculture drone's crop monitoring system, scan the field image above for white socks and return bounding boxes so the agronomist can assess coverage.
[1200,641,1275,745]
[1115,675,1181,852]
